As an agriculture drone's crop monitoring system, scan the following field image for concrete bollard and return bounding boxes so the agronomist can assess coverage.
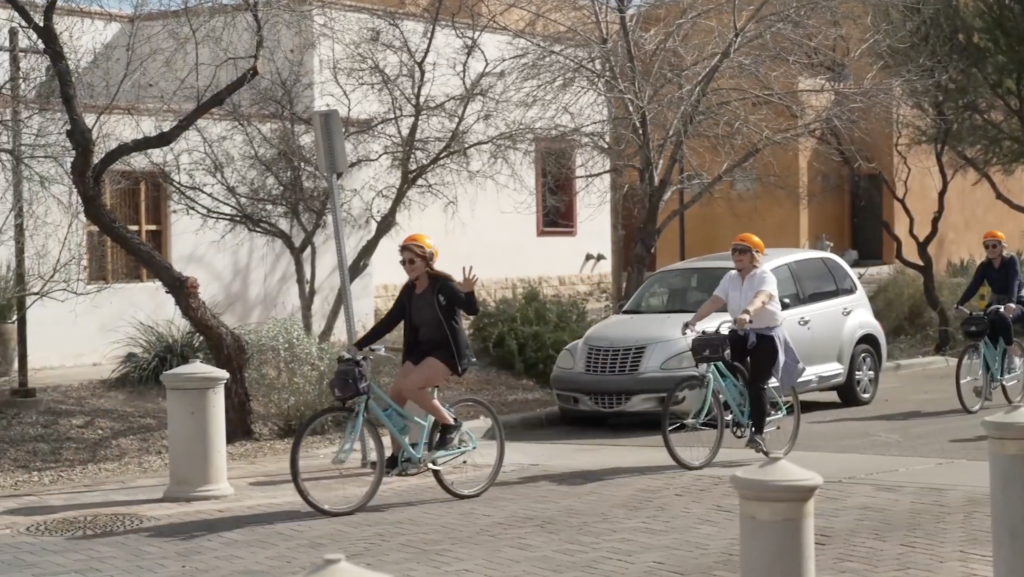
[299,554,393,577]
[729,457,824,577]
[160,359,235,501]
[981,403,1024,577]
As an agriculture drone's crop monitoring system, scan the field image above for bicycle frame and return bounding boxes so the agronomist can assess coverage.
[334,379,477,469]
[680,361,790,434]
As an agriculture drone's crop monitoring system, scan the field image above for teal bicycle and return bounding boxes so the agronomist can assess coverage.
[954,304,1024,414]
[289,345,505,516]
[661,321,801,470]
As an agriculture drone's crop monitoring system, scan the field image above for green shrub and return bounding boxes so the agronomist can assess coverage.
[869,266,969,356]
[242,317,336,436]
[470,285,591,384]
[109,318,210,387]
[945,255,978,280]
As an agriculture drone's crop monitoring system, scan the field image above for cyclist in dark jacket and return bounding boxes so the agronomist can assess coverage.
[956,230,1023,398]
[353,233,479,471]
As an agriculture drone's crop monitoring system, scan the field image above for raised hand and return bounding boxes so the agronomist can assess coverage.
[460,266,478,292]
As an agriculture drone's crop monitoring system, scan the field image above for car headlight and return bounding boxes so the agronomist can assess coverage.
[660,351,695,370]
[555,349,575,370]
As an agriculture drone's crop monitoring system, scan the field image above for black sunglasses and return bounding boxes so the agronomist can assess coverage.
[399,257,422,267]
[985,242,1002,250]
[731,247,752,255]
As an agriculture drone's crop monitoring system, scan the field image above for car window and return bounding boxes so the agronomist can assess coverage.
[791,258,840,303]
[823,259,858,296]
[770,264,804,308]
[624,268,729,314]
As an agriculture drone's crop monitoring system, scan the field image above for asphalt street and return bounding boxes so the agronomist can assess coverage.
[509,367,996,461]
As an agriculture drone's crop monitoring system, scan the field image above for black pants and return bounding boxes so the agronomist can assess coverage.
[987,307,1020,348]
[728,330,779,436]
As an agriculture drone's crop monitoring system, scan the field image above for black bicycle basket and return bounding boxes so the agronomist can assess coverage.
[690,332,731,364]
[960,316,989,342]
[329,356,369,402]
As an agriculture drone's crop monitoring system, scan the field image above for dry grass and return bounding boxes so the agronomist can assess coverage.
[0,360,553,493]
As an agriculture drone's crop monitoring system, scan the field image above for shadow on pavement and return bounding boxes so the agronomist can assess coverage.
[2,498,163,517]
[949,435,987,444]
[71,509,323,541]
[494,461,746,488]
[818,408,965,423]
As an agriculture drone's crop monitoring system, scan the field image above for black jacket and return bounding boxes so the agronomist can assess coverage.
[354,274,479,376]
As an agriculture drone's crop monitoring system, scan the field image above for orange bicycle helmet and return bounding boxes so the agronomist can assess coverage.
[983,230,1007,244]
[400,233,439,264]
[732,233,765,255]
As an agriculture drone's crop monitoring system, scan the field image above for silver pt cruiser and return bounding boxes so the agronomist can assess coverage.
[550,248,887,423]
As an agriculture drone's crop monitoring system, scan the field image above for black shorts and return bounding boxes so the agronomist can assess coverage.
[406,347,462,377]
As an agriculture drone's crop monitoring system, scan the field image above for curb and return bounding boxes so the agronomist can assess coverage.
[485,409,562,438]
[882,356,956,374]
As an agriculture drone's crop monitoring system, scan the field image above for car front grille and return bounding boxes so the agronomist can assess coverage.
[583,345,646,375]
[587,393,633,410]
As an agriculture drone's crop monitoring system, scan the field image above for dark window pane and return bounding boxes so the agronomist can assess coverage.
[145,177,164,227]
[86,231,108,283]
[824,258,858,296]
[771,264,804,306]
[538,143,576,231]
[791,258,840,303]
[145,229,163,257]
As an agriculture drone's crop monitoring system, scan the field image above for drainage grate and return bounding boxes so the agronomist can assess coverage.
[19,514,154,537]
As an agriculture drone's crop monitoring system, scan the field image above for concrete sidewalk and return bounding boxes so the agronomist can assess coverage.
[0,442,995,577]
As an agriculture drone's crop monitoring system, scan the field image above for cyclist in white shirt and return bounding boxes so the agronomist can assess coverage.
[682,233,804,453]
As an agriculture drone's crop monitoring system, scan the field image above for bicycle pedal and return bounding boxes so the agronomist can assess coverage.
[426,462,443,471]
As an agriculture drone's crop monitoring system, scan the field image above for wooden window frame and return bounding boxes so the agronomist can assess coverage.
[86,171,170,285]
[535,138,578,237]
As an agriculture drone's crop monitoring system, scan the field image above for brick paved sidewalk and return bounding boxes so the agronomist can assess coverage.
[0,461,992,577]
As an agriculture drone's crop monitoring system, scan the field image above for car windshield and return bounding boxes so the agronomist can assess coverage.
[622,268,730,314]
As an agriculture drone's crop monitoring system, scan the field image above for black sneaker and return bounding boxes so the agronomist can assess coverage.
[434,420,463,451]
[384,454,400,475]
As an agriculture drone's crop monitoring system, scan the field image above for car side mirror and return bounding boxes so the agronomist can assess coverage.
[616,300,627,313]
[780,297,792,311]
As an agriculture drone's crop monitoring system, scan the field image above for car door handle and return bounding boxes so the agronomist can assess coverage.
[797,317,811,326]
[842,307,853,316]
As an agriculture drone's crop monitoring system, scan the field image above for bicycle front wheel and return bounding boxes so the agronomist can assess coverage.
[429,396,505,499]
[1002,339,1024,404]
[762,387,800,457]
[290,405,385,517]
[956,343,986,414]
[661,375,725,470]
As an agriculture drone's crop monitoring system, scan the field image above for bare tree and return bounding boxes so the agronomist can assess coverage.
[493,0,874,299]
[155,0,533,343]
[1,0,267,440]
[311,0,532,342]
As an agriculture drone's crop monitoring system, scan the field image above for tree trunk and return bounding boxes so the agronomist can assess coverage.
[623,230,656,300]
[80,199,255,441]
[919,266,952,353]
[290,248,314,336]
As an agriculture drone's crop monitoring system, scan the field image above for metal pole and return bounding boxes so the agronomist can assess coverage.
[318,115,357,347]
[8,26,33,399]
[317,113,365,464]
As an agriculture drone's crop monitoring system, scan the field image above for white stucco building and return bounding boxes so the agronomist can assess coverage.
[0,0,610,369]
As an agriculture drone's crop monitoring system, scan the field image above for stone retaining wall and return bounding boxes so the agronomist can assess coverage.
[374,272,612,320]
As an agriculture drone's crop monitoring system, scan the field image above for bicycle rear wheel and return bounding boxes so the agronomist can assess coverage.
[762,387,800,457]
[290,405,385,517]
[956,343,986,414]
[1002,339,1024,404]
[429,396,505,499]
[661,375,725,470]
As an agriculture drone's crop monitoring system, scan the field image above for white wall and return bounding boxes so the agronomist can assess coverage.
[312,5,612,287]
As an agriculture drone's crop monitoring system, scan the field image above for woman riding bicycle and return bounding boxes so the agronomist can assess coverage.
[352,233,479,473]
[682,233,805,453]
[955,230,1023,381]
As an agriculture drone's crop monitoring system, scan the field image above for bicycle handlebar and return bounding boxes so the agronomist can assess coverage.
[342,344,397,362]
[955,304,1005,316]
[682,319,736,335]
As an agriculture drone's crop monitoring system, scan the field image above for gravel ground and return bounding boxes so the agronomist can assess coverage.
[0,362,553,493]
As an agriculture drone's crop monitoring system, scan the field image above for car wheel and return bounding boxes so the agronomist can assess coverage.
[837,343,880,407]
[558,408,609,427]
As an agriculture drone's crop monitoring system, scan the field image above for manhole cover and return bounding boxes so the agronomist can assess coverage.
[19,514,155,537]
